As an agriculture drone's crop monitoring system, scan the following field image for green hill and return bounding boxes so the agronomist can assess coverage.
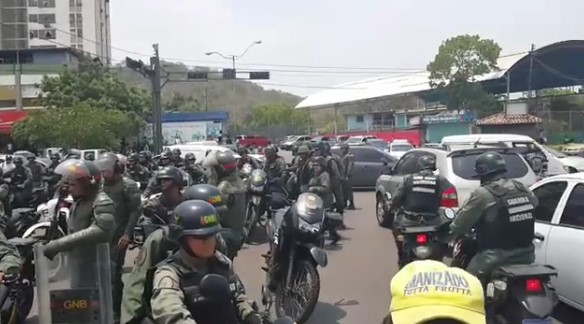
[115,61,302,124]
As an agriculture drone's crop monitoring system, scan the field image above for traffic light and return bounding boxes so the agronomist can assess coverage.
[249,71,270,80]
[222,68,236,80]
[187,72,208,80]
[125,57,144,71]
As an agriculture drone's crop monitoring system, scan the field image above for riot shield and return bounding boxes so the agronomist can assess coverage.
[34,243,114,324]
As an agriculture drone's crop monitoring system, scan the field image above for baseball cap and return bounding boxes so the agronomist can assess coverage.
[390,260,486,324]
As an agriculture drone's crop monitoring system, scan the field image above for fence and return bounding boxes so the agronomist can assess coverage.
[536,110,584,143]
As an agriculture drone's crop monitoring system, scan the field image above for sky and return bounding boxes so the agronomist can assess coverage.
[109,0,584,98]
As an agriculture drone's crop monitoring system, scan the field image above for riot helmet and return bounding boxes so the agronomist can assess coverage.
[297,145,310,157]
[474,151,507,179]
[264,145,278,161]
[184,184,228,212]
[54,159,102,197]
[184,153,196,166]
[159,150,174,166]
[215,151,237,176]
[156,166,184,190]
[95,152,123,174]
[174,200,221,258]
[172,148,182,159]
[417,155,436,172]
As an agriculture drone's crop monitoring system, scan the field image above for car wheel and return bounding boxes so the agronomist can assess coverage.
[376,195,392,228]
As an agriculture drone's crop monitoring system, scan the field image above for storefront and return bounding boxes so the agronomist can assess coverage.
[422,112,475,143]
[0,110,28,152]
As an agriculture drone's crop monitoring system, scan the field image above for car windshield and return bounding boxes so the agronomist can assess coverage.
[346,137,363,144]
[544,145,567,158]
[368,140,386,150]
[451,152,529,180]
[391,144,412,152]
[287,136,298,142]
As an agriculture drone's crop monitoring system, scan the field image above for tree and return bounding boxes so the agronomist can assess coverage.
[164,92,202,112]
[13,103,138,149]
[427,34,502,116]
[38,56,150,115]
[245,102,311,139]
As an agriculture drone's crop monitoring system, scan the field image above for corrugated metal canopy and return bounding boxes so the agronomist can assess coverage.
[296,40,584,109]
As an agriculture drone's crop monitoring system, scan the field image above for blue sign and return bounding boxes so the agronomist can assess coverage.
[422,112,475,125]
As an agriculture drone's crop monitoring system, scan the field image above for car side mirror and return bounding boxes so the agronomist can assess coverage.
[380,157,389,166]
[382,166,393,175]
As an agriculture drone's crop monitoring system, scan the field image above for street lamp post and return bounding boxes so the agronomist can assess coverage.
[205,40,262,135]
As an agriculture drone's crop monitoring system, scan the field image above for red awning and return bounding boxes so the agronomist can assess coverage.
[0,111,28,135]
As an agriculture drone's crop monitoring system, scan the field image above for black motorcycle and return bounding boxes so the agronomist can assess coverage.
[451,230,558,323]
[262,192,329,323]
[395,210,453,268]
[0,237,37,324]
[4,208,38,240]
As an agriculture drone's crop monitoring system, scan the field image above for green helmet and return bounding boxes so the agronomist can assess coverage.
[174,200,221,236]
[184,184,228,213]
[297,145,310,155]
[474,151,507,177]
[156,166,183,184]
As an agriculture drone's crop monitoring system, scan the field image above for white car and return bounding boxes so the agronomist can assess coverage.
[386,140,414,160]
[345,135,377,145]
[530,173,584,312]
[545,145,584,173]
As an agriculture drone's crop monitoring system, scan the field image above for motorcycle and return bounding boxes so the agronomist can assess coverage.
[262,192,329,323]
[0,237,38,324]
[451,225,559,323]
[245,169,268,243]
[20,195,72,281]
[394,208,454,268]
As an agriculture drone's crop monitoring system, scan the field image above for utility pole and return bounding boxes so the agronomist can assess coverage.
[151,44,163,154]
[15,49,22,110]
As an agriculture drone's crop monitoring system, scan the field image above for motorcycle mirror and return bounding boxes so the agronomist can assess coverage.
[444,208,455,219]
[199,274,231,300]
[273,317,296,324]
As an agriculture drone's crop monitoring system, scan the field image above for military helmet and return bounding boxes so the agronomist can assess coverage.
[156,166,184,184]
[95,152,121,172]
[184,184,227,212]
[310,156,327,168]
[160,150,174,160]
[474,151,507,177]
[237,146,249,155]
[417,155,436,171]
[297,145,310,155]
[184,153,196,162]
[128,153,139,163]
[174,200,221,236]
[264,145,277,156]
[215,151,237,171]
[172,148,182,157]
[55,159,102,184]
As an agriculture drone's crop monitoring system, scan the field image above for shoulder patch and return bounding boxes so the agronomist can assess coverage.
[135,247,147,266]
[156,275,179,290]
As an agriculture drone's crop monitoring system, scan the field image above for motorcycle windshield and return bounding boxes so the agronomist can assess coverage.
[250,169,267,187]
[296,193,324,224]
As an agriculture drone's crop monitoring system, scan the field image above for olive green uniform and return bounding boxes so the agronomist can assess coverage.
[102,176,142,316]
[450,178,537,279]
[340,152,354,206]
[308,171,333,208]
[0,231,21,323]
[149,249,260,324]
[47,191,116,288]
[217,173,247,259]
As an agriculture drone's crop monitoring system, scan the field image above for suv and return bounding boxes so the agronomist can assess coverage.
[281,135,311,150]
[374,147,538,227]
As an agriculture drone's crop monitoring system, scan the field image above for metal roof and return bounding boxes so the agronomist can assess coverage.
[296,40,584,109]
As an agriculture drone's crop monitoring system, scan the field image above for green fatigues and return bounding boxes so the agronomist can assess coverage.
[326,155,344,212]
[340,152,354,206]
[0,231,21,323]
[292,156,311,192]
[149,249,261,324]
[450,178,537,280]
[308,171,333,209]
[217,173,247,259]
[102,176,142,317]
[48,191,116,288]
[263,157,287,180]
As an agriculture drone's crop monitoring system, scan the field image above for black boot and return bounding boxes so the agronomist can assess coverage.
[348,202,356,210]
[329,229,341,245]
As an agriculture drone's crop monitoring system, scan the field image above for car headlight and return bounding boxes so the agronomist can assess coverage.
[413,246,432,259]
[298,219,321,234]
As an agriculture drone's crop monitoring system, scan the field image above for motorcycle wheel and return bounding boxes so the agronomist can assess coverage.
[274,259,320,324]
[24,225,66,282]
[245,204,261,244]
[15,281,34,324]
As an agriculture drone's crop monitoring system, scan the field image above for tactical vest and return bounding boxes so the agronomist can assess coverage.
[404,174,441,214]
[12,168,27,186]
[143,255,239,324]
[477,183,535,251]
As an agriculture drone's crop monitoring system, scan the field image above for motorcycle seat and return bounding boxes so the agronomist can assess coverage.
[8,237,38,247]
[494,264,558,279]
[400,225,439,234]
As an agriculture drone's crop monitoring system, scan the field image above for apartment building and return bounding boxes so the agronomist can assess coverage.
[0,0,111,63]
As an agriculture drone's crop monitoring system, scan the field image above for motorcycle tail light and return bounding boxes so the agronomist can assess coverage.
[416,234,428,245]
[525,278,543,293]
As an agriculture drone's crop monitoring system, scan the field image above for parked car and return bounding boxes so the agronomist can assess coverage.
[281,135,311,150]
[385,140,414,160]
[530,173,584,312]
[331,145,396,188]
[364,139,388,151]
[374,147,538,227]
[544,145,584,173]
[237,135,271,148]
[309,135,332,144]
[345,135,377,145]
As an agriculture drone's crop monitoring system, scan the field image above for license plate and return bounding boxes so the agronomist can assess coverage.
[522,319,552,324]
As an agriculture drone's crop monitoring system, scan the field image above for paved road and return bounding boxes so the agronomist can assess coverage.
[24,152,584,322]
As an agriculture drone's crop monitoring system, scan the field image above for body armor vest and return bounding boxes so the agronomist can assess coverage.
[404,174,441,214]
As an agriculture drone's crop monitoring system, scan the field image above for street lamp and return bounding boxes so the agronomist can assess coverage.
[205,40,262,135]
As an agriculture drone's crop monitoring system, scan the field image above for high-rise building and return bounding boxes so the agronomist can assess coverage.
[0,0,111,64]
